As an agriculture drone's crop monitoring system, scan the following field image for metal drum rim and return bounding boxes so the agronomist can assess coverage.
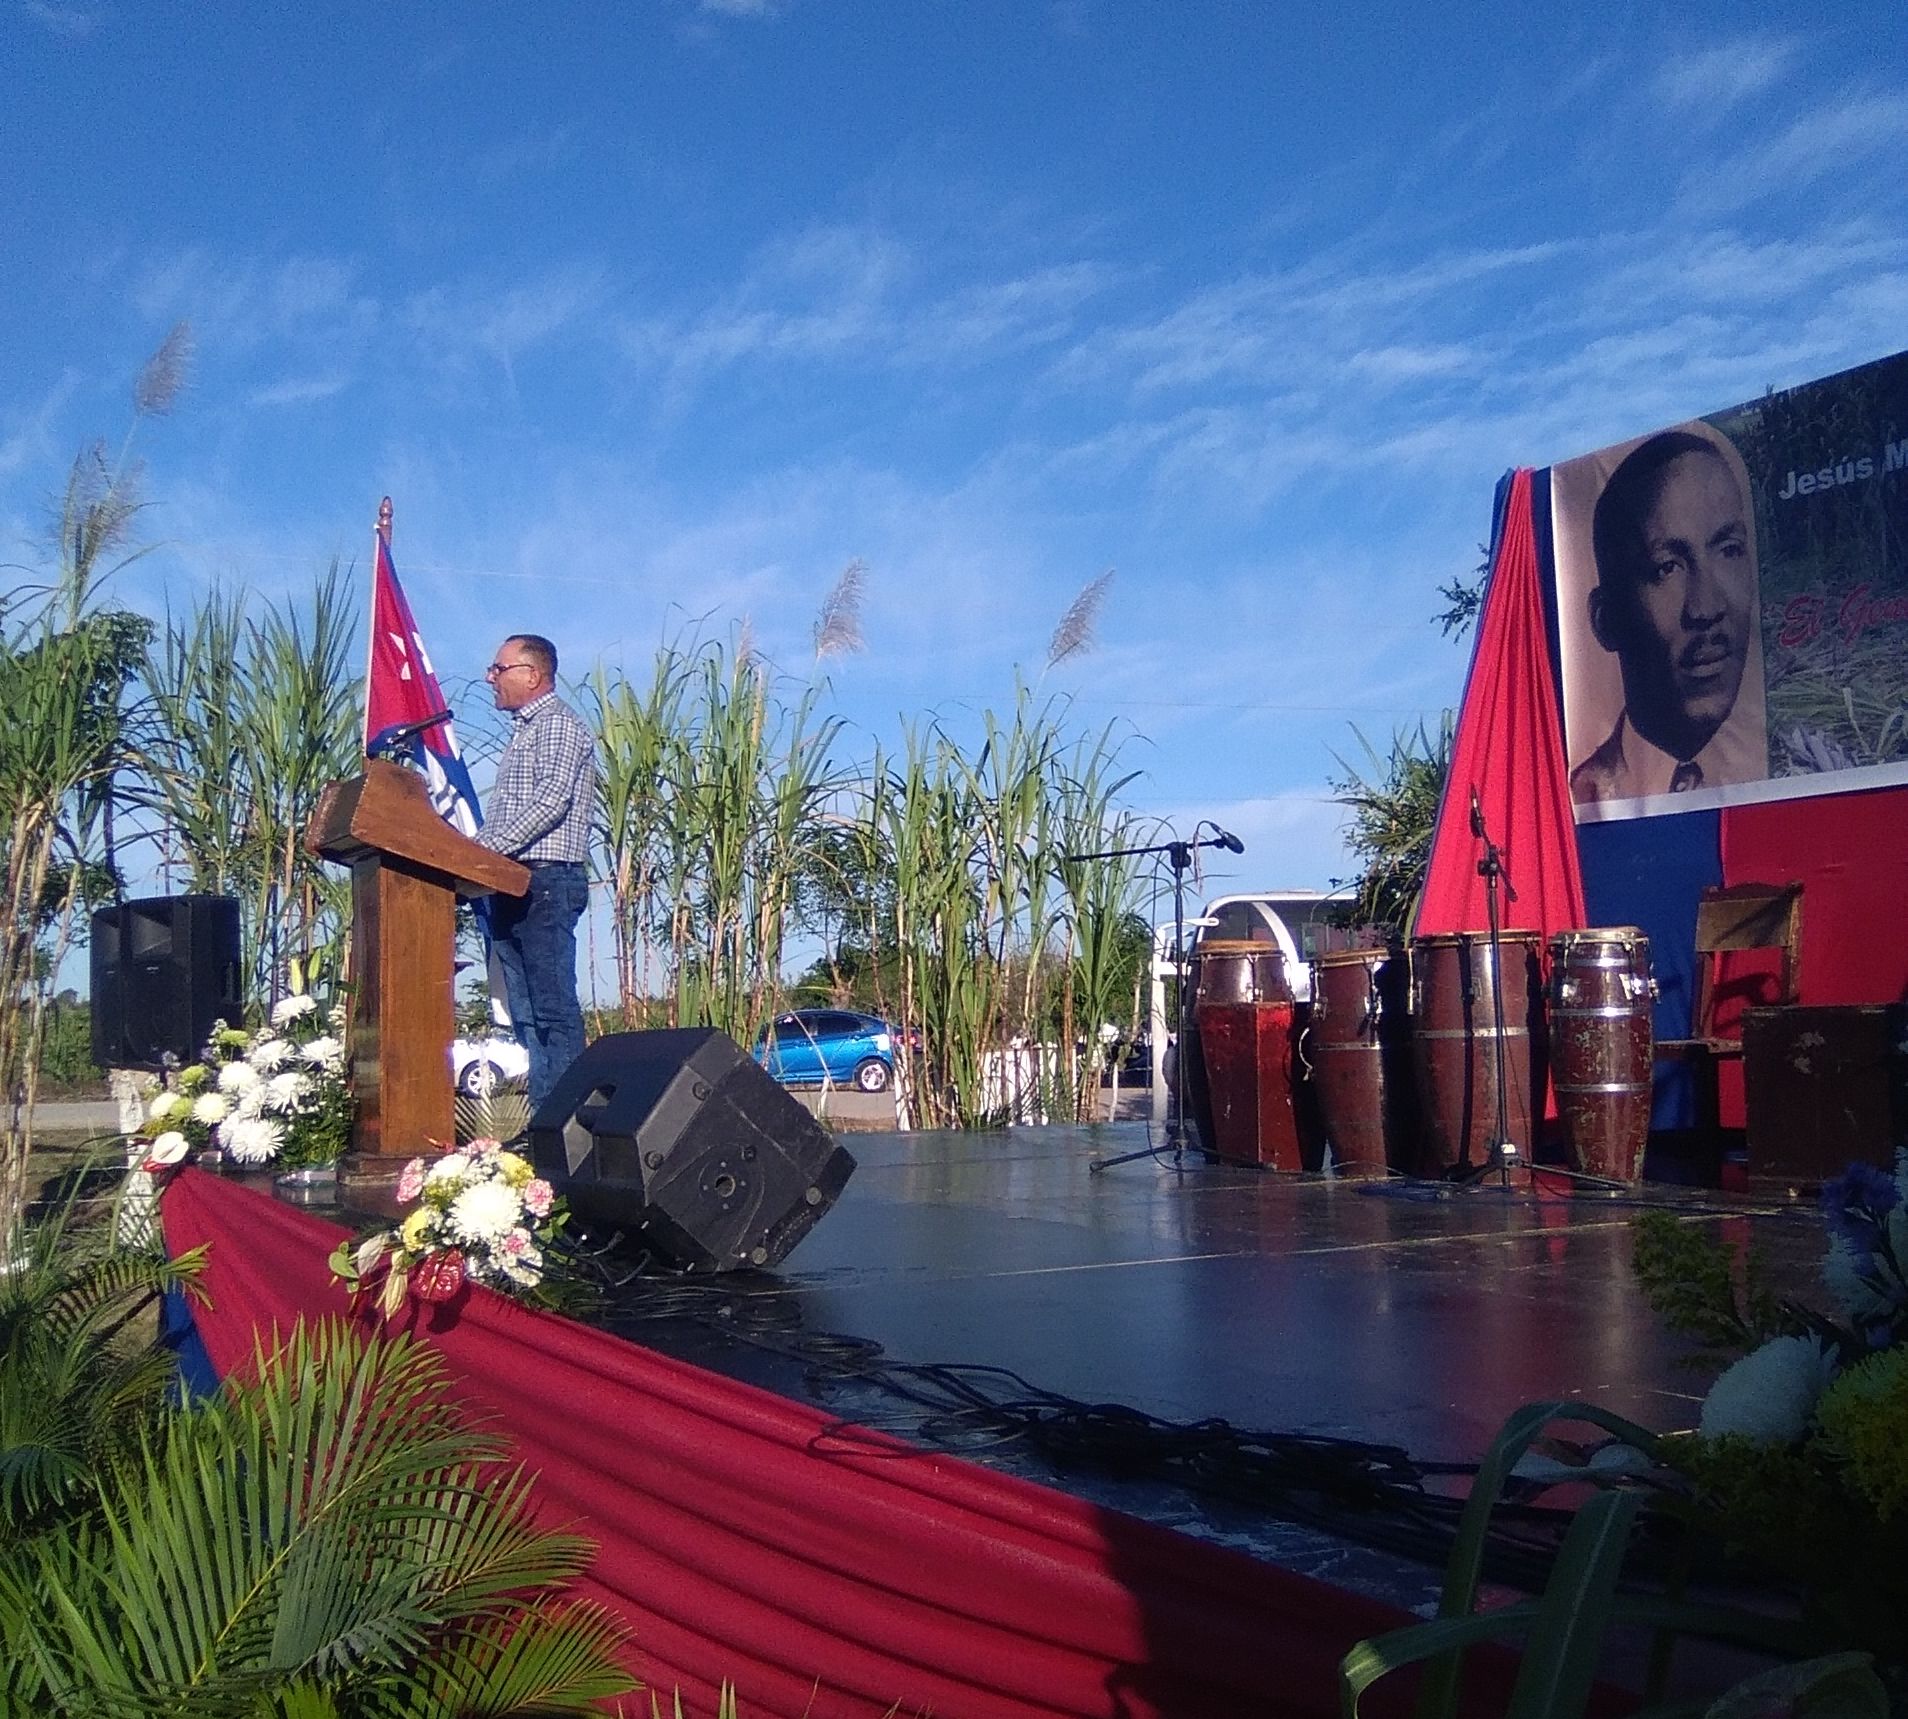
[1413,930,1544,948]
[1415,1026,1529,1040]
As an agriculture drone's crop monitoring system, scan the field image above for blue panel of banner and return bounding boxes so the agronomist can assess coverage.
[1575,808,1722,1129]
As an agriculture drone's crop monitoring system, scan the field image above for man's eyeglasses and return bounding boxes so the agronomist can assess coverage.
[485,661,535,678]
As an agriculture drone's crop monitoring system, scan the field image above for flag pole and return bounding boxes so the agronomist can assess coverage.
[364,496,392,756]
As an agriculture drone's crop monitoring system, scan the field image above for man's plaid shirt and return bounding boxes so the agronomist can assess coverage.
[477,692,597,863]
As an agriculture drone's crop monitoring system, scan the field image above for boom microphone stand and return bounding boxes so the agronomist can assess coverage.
[1066,827,1245,1174]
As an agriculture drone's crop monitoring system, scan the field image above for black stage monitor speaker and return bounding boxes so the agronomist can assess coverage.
[527,1028,856,1273]
[90,894,244,1071]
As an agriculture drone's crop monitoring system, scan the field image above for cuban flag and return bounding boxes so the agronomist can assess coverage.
[364,511,510,1025]
[364,522,484,835]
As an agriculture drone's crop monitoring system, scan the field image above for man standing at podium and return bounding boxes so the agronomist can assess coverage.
[475,634,597,1110]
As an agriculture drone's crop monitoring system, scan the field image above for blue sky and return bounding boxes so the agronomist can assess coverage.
[4,0,1906,909]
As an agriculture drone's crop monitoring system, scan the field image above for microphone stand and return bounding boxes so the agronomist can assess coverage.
[367,708,454,761]
[1472,800,1520,1190]
[1464,798,1624,1196]
[1065,830,1241,1175]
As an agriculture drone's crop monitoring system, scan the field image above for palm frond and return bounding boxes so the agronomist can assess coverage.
[4,1315,634,1714]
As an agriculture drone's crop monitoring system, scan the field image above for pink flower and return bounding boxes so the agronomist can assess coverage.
[502,1229,532,1258]
[396,1158,426,1203]
[523,1179,553,1218]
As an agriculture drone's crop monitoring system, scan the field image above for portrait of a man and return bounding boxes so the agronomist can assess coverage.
[1555,424,1769,809]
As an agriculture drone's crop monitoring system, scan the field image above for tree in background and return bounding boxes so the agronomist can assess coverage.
[1329,717,1455,932]
[0,330,182,1240]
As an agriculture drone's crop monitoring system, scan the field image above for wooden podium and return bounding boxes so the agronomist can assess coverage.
[306,760,528,1190]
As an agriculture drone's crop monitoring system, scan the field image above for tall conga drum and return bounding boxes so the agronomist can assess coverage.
[1308,946,1414,1177]
[1549,927,1654,1181]
[1189,940,1305,1170]
[1409,931,1546,1175]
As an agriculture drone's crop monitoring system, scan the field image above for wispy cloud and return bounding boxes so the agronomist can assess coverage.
[247,375,350,409]
[21,0,97,36]
[1653,35,1800,118]
[402,263,612,387]
[133,250,374,352]
[474,126,576,183]
[622,225,908,381]
[1676,88,1908,216]
[1051,242,1561,395]
[0,368,81,480]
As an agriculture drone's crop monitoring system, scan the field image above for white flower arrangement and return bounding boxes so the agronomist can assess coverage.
[1698,1333,1837,1444]
[271,992,318,1027]
[331,1139,564,1316]
[190,1091,230,1127]
[130,994,354,1173]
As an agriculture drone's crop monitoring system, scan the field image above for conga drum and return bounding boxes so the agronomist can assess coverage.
[1409,931,1546,1175]
[1307,947,1414,1177]
[1189,940,1305,1170]
[1548,928,1654,1181]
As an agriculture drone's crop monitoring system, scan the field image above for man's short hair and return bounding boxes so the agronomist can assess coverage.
[507,634,558,681]
[1591,430,1732,591]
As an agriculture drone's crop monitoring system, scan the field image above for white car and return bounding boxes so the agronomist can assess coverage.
[451,1032,531,1097]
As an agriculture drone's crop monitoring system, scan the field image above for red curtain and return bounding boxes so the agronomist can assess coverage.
[1416,469,1586,942]
[1721,785,1908,1007]
[159,1170,1542,1719]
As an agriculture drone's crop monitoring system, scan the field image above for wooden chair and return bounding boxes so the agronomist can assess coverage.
[1655,881,1804,1132]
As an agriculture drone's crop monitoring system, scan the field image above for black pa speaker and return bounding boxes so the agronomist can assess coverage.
[527,1027,857,1273]
[90,894,244,1071]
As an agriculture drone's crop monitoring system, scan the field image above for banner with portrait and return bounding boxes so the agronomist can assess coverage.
[1548,348,1908,823]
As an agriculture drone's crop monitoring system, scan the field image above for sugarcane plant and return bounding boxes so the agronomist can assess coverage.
[137,565,362,1010]
[0,330,184,1244]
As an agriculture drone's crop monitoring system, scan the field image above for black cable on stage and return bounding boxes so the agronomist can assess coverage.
[564,1249,1613,1593]
[1352,1174,1809,1222]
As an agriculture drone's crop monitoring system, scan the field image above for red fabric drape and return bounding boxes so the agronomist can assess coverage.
[159,1170,1537,1719]
[1416,469,1586,941]
[1721,785,1908,1007]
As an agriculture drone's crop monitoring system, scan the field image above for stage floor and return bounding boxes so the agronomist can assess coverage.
[579,1121,1825,1606]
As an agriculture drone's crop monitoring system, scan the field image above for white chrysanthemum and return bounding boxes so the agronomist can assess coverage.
[190,1091,230,1126]
[219,1115,286,1165]
[425,1152,471,1189]
[146,1131,191,1165]
[265,1069,311,1111]
[1699,1334,1836,1445]
[232,1081,268,1120]
[300,1034,344,1069]
[148,1091,185,1121]
[271,993,318,1027]
[448,1179,521,1244]
[217,1060,261,1095]
[249,1037,295,1073]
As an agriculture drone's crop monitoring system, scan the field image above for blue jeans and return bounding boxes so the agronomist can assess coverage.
[489,861,589,1114]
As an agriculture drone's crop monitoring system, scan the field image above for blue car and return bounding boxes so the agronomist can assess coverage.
[754,1009,895,1092]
